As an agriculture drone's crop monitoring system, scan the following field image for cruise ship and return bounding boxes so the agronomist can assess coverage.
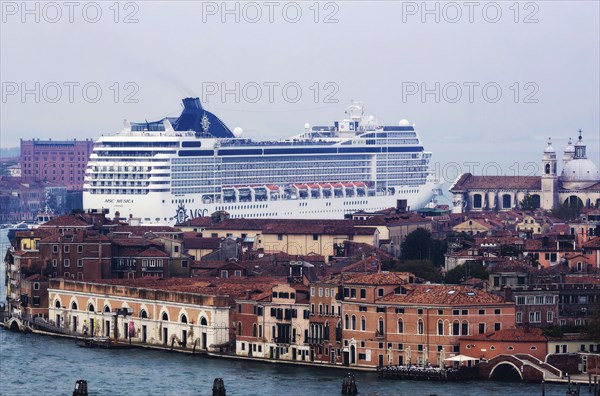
[83,98,439,225]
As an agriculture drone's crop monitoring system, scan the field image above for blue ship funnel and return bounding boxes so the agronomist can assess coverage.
[172,97,234,138]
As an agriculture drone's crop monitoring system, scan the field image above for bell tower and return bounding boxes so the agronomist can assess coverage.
[541,138,558,210]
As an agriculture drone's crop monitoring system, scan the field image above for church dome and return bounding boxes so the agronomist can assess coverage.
[561,158,600,189]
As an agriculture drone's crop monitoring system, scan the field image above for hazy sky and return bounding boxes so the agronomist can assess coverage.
[1,1,598,184]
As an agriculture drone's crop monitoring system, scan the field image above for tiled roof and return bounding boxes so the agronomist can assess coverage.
[379,284,505,305]
[450,173,541,191]
[343,272,408,286]
[137,247,169,258]
[40,214,89,227]
[379,212,432,226]
[111,238,162,247]
[39,230,109,244]
[341,257,382,273]
[488,259,538,274]
[583,237,600,249]
[177,217,214,227]
[113,225,182,236]
[24,273,47,282]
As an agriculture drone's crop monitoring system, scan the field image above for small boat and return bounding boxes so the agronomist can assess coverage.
[76,337,136,349]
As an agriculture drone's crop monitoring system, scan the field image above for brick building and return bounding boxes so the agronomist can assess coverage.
[342,282,515,368]
[20,139,94,191]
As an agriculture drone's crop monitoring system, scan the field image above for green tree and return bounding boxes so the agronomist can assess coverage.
[430,238,448,268]
[401,228,432,261]
[520,193,538,211]
[394,260,441,283]
[552,202,582,221]
[445,261,487,285]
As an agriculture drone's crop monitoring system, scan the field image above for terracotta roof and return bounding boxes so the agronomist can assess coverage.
[40,214,89,227]
[380,284,506,305]
[39,230,109,244]
[341,256,382,273]
[137,247,169,258]
[450,173,541,191]
[24,273,48,282]
[113,225,182,236]
[111,238,162,247]
[343,272,409,286]
[583,237,600,249]
[489,259,538,274]
[177,217,214,227]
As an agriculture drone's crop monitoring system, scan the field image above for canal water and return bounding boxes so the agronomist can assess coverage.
[0,229,567,395]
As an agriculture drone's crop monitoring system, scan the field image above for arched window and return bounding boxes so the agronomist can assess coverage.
[237,322,242,336]
[361,316,366,331]
[545,163,550,174]
[140,309,148,319]
[502,194,511,209]
[473,194,482,208]
[378,317,384,335]
[397,319,403,333]
[531,195,541,208]
[200,317,208,326]
[452,321,460,336]
[162,312,169,321]
[417,319,424,335]
[461,320,469,335]
[71,301,78,310]
[351,315,356,330]
[181,314,188,324]
[104,305,110,313]
[252,323,258,337]
[88,303,95,312]
[55,300,61,308]
[564,195,583,208]
[344,314,349,329]
[437,320,444,335]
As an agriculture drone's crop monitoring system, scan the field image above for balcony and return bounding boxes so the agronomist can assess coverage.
[273,337,291,345]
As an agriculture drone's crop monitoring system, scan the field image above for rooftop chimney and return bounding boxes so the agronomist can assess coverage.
[396,199,408,213]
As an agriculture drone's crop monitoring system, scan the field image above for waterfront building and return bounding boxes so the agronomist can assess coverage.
[341,281,515,368]
[48,278,230,350]
[20,274,49,319]
[0,179,67,223]
[235,282,312,361]
[450,135,600,213]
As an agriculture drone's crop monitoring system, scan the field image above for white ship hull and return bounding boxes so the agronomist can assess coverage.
[84,182,437,225]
